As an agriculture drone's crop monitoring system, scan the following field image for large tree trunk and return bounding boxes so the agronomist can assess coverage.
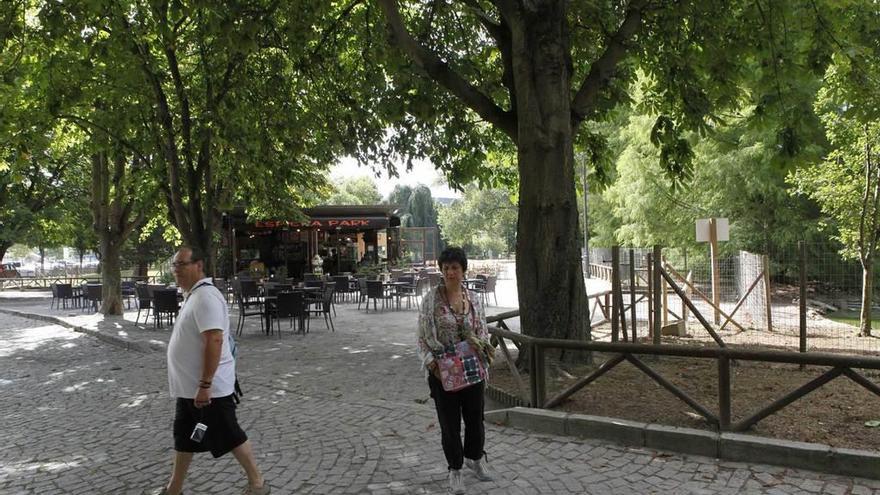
[100,233,124,315]
[91,152,143,316]
[38,245,46,276]
[0,241,11,265]
[513,5,590,362]
[860,259,873,337]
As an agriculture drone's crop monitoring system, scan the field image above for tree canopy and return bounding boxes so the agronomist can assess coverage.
[2,0,878,340]
[385,184,438,228]
[325,176,383,205]
[437,184,516,258]
[344,0,845,347]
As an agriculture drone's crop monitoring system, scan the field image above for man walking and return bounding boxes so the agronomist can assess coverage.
[155,246,269,495]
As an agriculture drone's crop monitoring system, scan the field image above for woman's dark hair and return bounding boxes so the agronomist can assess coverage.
[438,246,467,272]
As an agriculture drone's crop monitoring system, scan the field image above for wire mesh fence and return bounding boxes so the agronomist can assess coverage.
[587,243,880,356]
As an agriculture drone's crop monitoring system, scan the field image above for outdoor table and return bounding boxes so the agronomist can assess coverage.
[463,278,484,290]
[382,281,414,310]
[146,284,169,297]
[264,287,320,333]
[384,281,408,293]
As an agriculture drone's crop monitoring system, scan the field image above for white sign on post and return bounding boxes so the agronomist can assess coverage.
[696,218,729,242]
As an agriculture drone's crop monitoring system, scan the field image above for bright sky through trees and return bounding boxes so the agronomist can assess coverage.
[330,156,460,200]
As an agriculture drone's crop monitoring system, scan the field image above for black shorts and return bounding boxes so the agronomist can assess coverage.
[173,395,248,458]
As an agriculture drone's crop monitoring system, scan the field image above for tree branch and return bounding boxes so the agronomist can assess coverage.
[571,0,648,127]
[209,54,236,105]
[113,5,191,237]
[154,1,194,176]
[377,0,517,140]
[55,113,150,165]
[457,0,516,111]
[309,0,365,59]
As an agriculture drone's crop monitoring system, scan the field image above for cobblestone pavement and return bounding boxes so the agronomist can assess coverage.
[2,302,880,494]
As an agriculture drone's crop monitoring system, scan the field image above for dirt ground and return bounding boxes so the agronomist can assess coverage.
[489,350,880,452]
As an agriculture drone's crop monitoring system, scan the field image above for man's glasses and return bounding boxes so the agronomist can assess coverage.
[171,260,199,269]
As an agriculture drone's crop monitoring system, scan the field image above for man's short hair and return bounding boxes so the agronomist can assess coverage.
[178,245,208,265]
[438,246,468,272]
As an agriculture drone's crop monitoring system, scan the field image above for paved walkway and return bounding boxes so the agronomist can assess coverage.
[1,292,879,494]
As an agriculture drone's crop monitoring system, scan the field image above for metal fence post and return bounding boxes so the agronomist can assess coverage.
[611,246,620,342]
[647,253,654,336]
[630,249,637,342]
[762,254,773,332]
[653,245,662,345]
[799,241,807,365]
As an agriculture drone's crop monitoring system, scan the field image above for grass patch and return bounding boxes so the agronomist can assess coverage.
[826,309,880,329]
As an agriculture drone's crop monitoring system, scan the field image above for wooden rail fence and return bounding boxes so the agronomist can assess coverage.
[0,276,158,291]
[485,311,880,432]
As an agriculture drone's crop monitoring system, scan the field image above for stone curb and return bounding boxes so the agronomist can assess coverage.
[0,307,160,353]
[485,407,880,480]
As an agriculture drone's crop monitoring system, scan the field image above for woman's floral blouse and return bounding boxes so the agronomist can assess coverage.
[417,285,489,378]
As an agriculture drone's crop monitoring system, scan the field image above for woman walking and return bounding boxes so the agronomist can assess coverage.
[417,246,494,494]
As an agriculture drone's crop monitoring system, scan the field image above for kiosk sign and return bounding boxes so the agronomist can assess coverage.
[254,218,388,229]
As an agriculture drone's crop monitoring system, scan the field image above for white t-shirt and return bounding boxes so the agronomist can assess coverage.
[167,278,236,398]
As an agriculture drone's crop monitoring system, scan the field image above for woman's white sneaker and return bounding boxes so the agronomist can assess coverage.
[465,458,493,481]
[448,468,466,494]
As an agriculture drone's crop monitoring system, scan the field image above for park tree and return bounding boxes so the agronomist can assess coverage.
[18,2,161,314]
[386,184,439,228]
[31,0,342,276]
[326,176,383,205]
[362,0,838,348]
[0,4,72,264]
[55,174,98,272]
[591,110,823,255]
[792,59,880,336]
[88,149,153,314]
[386,185,413,209]
[22,214,65,275]
[0,119,75,265]
[122,222,176,280]
[437,183,516,257]
[787,1,880,337]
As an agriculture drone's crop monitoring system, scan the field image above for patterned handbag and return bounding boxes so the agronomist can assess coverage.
[436,340,488,392]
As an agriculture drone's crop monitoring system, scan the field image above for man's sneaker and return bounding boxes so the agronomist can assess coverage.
[448,468,465,494]
[243,484,271,495]
[465,457,494,481]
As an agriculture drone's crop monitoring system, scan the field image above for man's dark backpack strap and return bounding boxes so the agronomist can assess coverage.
[233,378,244,404]
[227,330,244,403]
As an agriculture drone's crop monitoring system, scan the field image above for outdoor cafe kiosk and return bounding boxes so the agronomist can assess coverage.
[226,205,402,279]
